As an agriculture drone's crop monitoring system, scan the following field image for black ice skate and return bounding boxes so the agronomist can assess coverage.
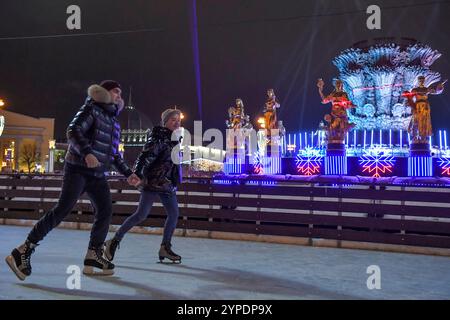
[159,243,181,263]
[104,237,120,261]
[5,240,38,281]
[83,247,115,276]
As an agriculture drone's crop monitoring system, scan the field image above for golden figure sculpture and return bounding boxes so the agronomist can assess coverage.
[227,98,246,129]
[403,76,446,143]
[317,78,355,142]
[263,89,280,130]
[226,98,253,151]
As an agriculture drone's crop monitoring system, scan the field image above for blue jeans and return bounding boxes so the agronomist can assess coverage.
[115,190,180,244]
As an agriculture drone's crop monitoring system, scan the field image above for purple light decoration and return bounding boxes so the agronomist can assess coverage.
[224,156,243,174]
[247,180,277,186]
[371,130,374,148]
[324,156,348,175]
[213,179,233,185]
[363,130,367,149]
[445,130,448,149]
[389,129,392,148]
[408,156,433,177]
[400,130,403,148]
[190,0,203,119]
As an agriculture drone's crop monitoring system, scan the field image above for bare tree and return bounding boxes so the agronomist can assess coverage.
[19,143,40,173]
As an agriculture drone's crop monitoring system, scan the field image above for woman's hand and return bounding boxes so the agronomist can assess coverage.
[127,173,141,187]
[85,154,100,168]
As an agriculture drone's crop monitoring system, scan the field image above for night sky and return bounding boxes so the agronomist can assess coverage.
[0,0,449,141]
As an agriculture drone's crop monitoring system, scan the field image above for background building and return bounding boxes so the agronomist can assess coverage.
[118,89,153,166]
[0,109,54,173]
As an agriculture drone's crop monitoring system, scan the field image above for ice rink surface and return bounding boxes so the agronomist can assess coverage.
[1,225,449,300]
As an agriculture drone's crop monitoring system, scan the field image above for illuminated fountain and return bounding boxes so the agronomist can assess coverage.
[218,39,448,180]
[333,40,442,131]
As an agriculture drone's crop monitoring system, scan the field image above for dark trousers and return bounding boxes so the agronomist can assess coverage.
[27,167,112,249]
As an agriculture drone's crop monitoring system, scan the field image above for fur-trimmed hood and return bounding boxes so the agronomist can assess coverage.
[88,84,113,104]
[87,84,124,115]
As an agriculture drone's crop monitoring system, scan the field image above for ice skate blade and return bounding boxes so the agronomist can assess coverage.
[82,266,114,276]
[159,256,182,264]
[5,255,26,281]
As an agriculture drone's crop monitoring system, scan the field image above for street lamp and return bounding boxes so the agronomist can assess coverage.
[173,105,184,120]
[257,117,266,129]
[0,99,5,108]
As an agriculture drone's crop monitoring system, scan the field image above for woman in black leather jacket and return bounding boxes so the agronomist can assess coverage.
[105,108,183,263]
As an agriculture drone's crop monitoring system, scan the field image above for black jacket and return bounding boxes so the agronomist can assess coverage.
[65,85,132,177]
[134,126,181,193]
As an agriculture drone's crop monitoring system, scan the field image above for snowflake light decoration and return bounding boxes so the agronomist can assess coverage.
[359,150,396,178]
[253,152,264,174]
[438,157,450,176]
[295,154,323,175]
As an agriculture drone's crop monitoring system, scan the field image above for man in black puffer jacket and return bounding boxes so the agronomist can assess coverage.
[104,108,183,264]
[5,80,141,280]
